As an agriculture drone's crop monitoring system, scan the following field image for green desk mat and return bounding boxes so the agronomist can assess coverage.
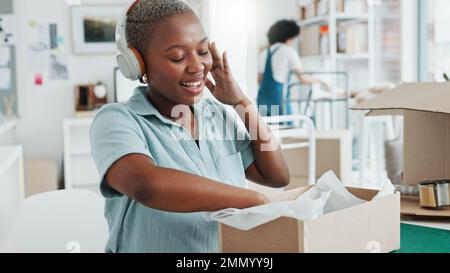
[395,223,450,253]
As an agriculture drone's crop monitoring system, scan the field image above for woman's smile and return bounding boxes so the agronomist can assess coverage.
[179,74,205,94]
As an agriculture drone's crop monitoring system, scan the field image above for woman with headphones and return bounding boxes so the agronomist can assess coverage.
[90,0,289,253]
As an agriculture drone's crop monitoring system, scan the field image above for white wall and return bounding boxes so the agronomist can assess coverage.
[206,0,298,102]
[14,0,131,184]
[207,0,250,94]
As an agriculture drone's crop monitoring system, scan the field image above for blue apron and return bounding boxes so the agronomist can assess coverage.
[257,46,293,116]
[286,72,293,115]
[257,46,283,116]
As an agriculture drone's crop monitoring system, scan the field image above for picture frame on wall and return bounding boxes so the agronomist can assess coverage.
[71,6,122,54]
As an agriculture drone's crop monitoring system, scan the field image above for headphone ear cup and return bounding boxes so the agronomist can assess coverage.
[117,46,145,81]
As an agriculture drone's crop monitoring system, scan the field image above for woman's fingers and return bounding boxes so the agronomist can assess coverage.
[209,42,223,71]
[204,78,216,93]
[223,51,230,75]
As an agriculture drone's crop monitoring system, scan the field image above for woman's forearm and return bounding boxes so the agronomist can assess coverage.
[233,99,290,187]
[297,73,321,85]
[134,165,268,213]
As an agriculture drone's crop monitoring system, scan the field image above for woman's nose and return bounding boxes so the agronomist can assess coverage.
[186,56,204,73]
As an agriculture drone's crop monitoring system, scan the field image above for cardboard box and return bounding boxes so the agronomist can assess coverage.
[353,82,450,186]
[24,159,58,197]
[248,130,352,192]
[336,0,345,13]
[353,82,450,218]
[283,130,352,189]
[220,186,400,253]
[248,130,352,193]
[300,25,320,56]
[303,0,319,19]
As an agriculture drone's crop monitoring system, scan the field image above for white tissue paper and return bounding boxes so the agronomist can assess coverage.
[204,170,394,231]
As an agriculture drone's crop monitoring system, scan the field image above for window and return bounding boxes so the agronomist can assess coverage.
[374,0,402,84]
[420,0,450,81]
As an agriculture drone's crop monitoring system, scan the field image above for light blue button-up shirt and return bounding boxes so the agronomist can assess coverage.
[89,87,255,253]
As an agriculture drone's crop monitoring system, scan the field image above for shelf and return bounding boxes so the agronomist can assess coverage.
[336,53,371,60]
[380,53,401,60]
[299,13,369,27]
[335,13,369,21]
[298,16,328,26]
[300,54,371,60]
[300,54,331,60]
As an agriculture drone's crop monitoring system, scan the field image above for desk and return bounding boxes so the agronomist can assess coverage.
[397,195,450,252]
[401,218,450,231]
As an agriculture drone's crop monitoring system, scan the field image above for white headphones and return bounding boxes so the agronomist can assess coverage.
[115,0,146,81]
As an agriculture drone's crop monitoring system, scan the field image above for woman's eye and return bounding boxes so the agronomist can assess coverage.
[170,57,185,63]
[199,51,209,56]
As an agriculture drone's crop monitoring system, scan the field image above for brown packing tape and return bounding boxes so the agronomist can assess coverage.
[419,185,437,208]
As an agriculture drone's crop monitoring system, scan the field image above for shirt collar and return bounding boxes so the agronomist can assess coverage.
[126,87,160,117]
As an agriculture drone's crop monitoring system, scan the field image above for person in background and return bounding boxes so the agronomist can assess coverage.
[257,19,329,116]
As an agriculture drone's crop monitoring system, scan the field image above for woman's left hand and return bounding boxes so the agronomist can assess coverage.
[205,42,249,106]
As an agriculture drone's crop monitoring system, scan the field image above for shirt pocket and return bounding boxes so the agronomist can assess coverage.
[214,152,247,188]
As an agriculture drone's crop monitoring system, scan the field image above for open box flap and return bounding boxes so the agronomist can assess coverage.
[366,109,404,117]
[269,185,380,202]
[352,82,450,115]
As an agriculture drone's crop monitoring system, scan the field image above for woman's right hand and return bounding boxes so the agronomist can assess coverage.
[254,192,270,206]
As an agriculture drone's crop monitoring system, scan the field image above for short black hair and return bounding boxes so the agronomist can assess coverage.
[267,20,301,45]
